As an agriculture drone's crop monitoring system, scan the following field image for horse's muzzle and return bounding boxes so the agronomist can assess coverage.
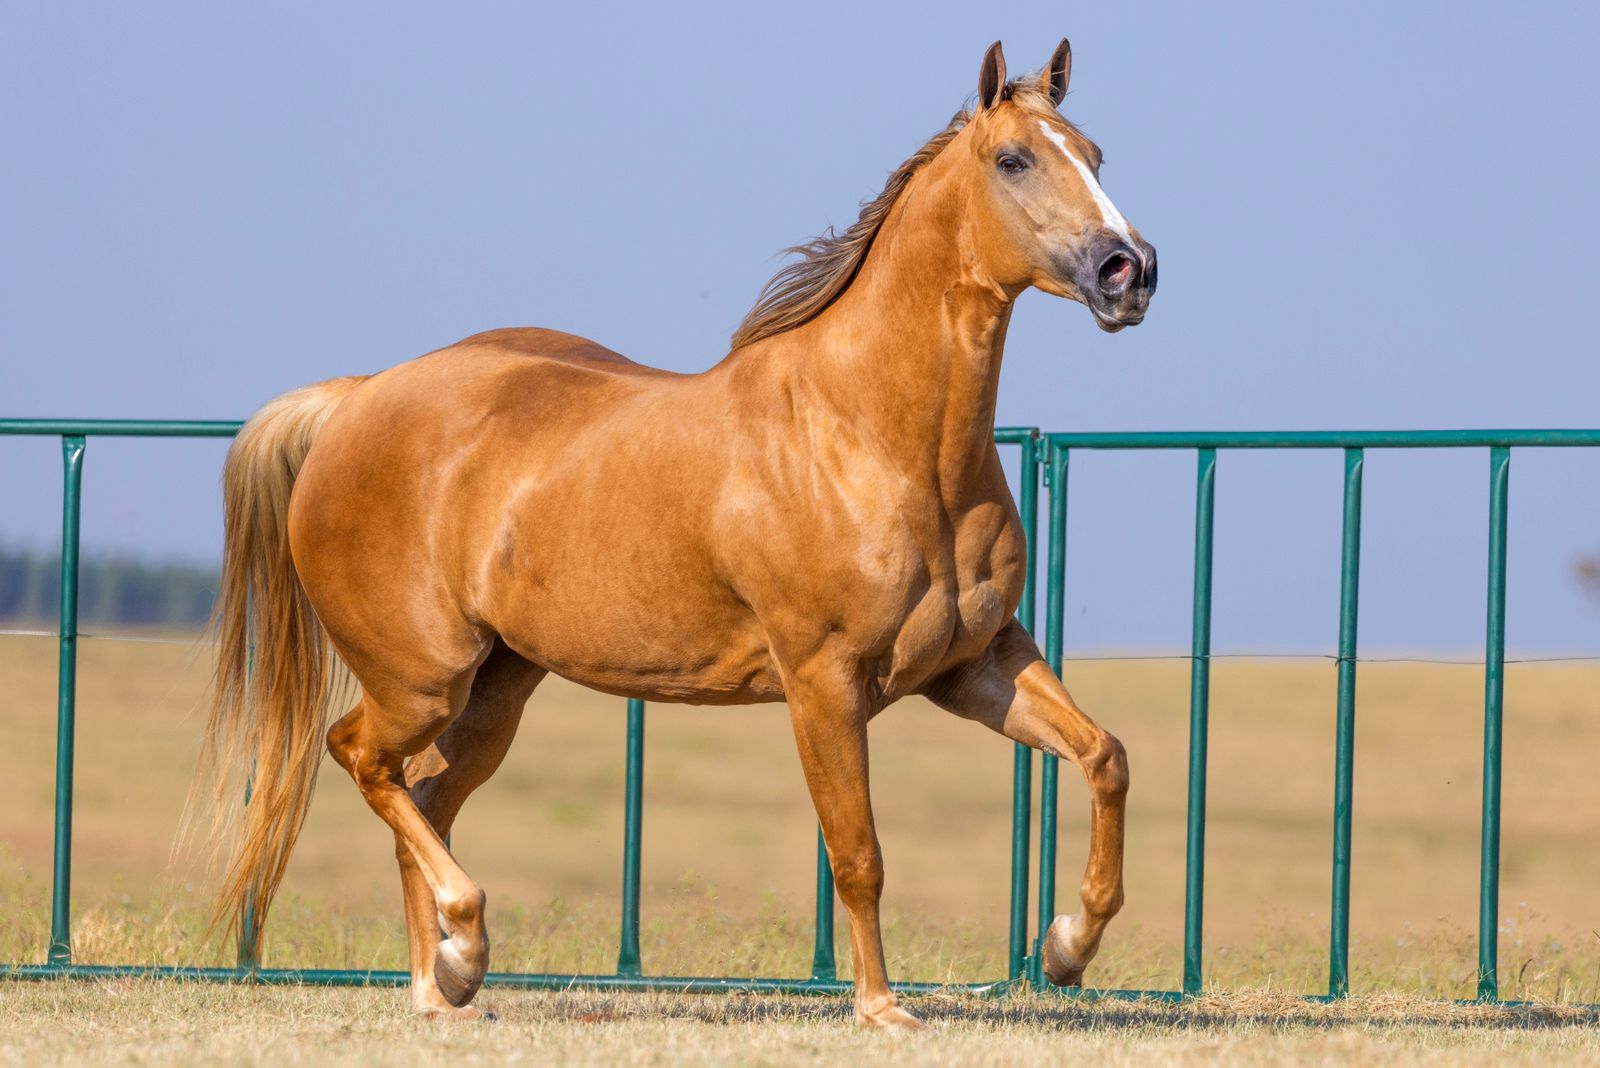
[1080,235,1157,333]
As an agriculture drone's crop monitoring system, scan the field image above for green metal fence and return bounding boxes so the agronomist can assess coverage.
[1,419,1596,1004]
[1033,429,1600,1004]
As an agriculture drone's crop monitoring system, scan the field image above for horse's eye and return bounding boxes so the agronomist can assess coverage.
[997,155,1027,175]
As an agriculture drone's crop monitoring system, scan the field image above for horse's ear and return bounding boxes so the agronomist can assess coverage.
[1042,38,1072,106]
[977,41,1007,111]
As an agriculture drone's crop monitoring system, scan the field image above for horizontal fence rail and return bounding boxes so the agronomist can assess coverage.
[2,420,1598,1006]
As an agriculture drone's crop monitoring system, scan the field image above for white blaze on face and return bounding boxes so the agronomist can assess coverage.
[1037,120,1132,247]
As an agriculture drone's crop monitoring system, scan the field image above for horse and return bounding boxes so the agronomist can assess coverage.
[198,38,1156,1029]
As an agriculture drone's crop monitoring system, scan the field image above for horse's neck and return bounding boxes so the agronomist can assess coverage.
[751,184,1015,505]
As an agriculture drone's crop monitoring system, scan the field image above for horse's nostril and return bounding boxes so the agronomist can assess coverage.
[1097,252,1135,294]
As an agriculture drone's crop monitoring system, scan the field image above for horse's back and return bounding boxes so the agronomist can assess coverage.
[444,327,659,374]
[292,325,692,548]
[313,326,685,456]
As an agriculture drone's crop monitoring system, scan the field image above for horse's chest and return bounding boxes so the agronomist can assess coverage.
[725,457,1026,696]
[881,576,1004,678]
[875,527,1024,696]
[953,577,1012,642]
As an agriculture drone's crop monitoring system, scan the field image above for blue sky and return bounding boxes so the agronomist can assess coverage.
[2,2,1597,653]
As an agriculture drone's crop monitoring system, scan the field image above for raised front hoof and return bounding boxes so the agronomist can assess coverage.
[432,940,486,1008]
[1041,913,1097,988]
[855,999,926,1031]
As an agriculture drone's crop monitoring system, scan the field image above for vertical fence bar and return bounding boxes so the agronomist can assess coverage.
[1033,442,1068,982]
[1182,447,1217,996]
[810,827,836,981]
[237,784,259,972]
[1018,432,1041,638]
[237,606,260,973]
[1007,433,1040,981]
[1477,446,1510,1001]
[616,698,645,976]
[1328,447,1364,998]
[47,435,86,966]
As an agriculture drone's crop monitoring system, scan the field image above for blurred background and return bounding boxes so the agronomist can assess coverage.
[1,2,1596,1000]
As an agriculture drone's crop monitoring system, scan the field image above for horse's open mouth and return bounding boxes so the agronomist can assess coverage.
[1091,307,1145,333]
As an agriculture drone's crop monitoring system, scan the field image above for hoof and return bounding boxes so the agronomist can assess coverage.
[1041,913,1097,988]
[856,1001,926,1031]
[432,939,486,1008]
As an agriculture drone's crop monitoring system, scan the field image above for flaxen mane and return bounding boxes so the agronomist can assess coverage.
[730,80,1065,351]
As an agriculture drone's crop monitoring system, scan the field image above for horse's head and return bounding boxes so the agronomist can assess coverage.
[963,40,1156,332]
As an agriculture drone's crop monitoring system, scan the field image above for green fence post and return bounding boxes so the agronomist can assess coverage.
[810,827,836,981]
[47,435,86,966]
[1182,447,1217,997]
[1008,433,1040,981]
[1016,432,1041,641]
[1032,442,1068,985]
[1329,447,1364,998]
[238,786,259,973]
[1477,446,1510,1001]
[237,603,261,974]
[616,699,645,976]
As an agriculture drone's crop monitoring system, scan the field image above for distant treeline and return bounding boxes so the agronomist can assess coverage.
[0,546,218,628]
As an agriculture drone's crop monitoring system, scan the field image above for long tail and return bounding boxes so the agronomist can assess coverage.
[195,374,367,962]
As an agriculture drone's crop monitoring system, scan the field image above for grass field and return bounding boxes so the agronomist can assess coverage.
[1,630,1597,1062]
[4,984,1599,1066]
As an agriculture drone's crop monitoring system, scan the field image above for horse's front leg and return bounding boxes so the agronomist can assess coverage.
[784,673,922,1030]
[925,617,1130,987]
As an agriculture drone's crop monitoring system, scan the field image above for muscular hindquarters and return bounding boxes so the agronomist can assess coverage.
[287,334,780,707]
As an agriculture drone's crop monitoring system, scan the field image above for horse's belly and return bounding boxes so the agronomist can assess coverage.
[485,571,783,705]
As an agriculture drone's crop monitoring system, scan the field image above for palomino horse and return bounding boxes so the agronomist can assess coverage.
[200,38,1155,1028]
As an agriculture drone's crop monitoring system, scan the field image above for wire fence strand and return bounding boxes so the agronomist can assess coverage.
[0,627,215,647]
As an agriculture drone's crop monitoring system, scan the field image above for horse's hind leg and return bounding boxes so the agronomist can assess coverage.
[324,653,511,1018]
[395,641,544,1015]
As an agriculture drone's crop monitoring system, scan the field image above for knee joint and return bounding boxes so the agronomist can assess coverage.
[829,851,884,906]
[1086,734,1129,799]
[438,885,486,928]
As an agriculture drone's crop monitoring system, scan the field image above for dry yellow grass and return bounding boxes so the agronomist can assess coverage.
[1,631,1598,1062]
[1,983,1597,1066]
